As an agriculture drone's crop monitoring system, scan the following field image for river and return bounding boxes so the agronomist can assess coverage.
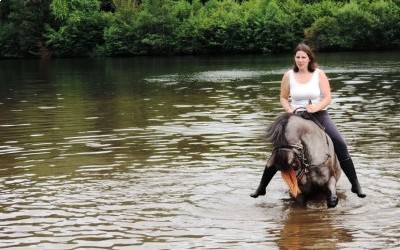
[0,52,399,249]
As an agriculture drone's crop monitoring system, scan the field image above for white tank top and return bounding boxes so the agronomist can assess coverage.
[289,68,325,110]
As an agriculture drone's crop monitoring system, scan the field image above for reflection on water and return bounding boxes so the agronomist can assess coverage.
[277,205,353,250]
[0,53,399,249]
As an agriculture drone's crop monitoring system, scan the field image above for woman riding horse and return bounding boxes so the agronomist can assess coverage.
[250,43,366,200]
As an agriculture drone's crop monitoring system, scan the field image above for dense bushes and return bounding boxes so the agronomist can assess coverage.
[304,0,400,50]
[0,0,53,58]
[0,0,400,58]
[45,0,109,57]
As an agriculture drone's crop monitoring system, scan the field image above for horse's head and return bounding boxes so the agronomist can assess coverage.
[266,113,306,173]
[272,145,303,172]
[269,144,304,198]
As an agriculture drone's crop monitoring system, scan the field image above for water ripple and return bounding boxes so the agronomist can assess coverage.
[0,56,399,249]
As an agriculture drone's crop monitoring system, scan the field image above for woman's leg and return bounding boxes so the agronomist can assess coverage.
[339,158,366,198]
[250,165,277,198]
[313,111,366,198]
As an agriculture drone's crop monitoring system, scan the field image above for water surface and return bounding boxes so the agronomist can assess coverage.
[0,52,399,249]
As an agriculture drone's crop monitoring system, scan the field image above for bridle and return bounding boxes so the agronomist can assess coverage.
[274,142,331,180]
[274,143,309,179]
[271,108,333,180]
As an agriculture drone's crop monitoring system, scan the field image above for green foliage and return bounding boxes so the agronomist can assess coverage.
[47,0,110,57]
[0,23,19,57]
[367,0,400,48]
[305,16,344,50]
[0,0,53,58]
[249,0,298,52]
[46,11,108,57]
[51,0,99,20]
[305,0,400,51]
[100,0,180,55]
[185,0,246,53]
[113,0,141,11]
[1,0,400,58]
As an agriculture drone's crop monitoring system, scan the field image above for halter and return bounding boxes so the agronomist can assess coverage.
[274,143,331,180]
[274,143,309,178]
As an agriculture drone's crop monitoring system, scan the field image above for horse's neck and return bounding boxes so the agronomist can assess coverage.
[288,119,329,164]
[302,130,330,164]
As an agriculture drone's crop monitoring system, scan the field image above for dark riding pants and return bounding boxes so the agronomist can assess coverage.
[311,111,351,162]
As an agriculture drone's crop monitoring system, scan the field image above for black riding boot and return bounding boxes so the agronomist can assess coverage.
[250,166,277,198]
[340,158,366,198]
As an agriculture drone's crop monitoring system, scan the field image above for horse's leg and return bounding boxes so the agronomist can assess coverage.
[326,177,339,208]
[294,193,306,206]
[250,165,277,198]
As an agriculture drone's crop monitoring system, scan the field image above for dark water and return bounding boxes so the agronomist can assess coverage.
[0,52,399,249]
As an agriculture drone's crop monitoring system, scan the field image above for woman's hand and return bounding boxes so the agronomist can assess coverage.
[306,103,318,113]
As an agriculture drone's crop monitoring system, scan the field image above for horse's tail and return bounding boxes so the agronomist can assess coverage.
[266,113,292,147]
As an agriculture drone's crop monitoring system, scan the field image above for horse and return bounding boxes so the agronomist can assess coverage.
[265,112,341,208]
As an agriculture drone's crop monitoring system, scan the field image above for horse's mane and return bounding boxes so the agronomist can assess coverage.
[266,112,293,147]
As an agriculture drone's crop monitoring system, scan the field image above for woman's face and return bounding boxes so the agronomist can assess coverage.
[294,50,310,71]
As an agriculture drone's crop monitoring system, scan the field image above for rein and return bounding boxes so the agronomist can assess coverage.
[293,108,325,131]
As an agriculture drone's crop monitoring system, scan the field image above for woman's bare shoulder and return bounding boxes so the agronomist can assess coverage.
[316,68,329,79]
[283,70,292,79]
[316,68,327,75]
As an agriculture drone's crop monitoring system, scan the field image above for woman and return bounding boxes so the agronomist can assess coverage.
[250,43,366,199]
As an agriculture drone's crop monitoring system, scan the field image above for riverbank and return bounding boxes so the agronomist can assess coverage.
[1,0,400,58]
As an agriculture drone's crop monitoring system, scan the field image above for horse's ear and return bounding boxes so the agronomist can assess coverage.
[266,151,276,168]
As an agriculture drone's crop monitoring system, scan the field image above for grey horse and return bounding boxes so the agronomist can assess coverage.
[253,112,341,208]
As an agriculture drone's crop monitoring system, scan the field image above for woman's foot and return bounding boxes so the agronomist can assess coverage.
[249,189,266,198]
[351,185,366,198]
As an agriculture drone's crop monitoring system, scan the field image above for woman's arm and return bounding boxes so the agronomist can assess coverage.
[280,71,293,113]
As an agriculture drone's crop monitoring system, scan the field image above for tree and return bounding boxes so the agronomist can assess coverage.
[0,0,53,58]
